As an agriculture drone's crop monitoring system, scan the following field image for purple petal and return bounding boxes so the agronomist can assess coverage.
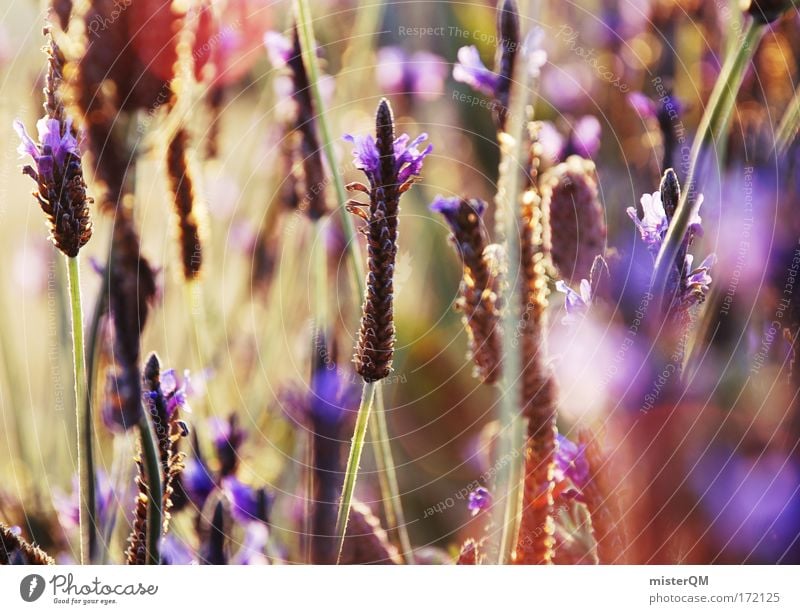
[13,119,38,159]
[571,116,601,159]
[223,477,272,525]
[467,486,492,516]
[263,31,293,68]
[628,92,656,119]
[409,51,447,100]
[344,133,381,176]
[376,46,407,95]
[453,46,499,97]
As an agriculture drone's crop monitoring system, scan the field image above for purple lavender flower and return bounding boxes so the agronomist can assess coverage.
[555,279,592,325]
[308,367,359,428]
[568,116,602,159]
[54,471,116,532]
[263,31,293,68]
[280,360,359,564]
[681,254,717,307]
[223,477,273,525]
[344,133,381,179]
[14,117,79,183]
[626,190,669,252]
[627,92,684,170]
[160,368,192,417]
[467,487,492,516]
[540,434,590,502]
[688,445,800,562]
[538,117,602,164]
[627,91,656,118]
[628,173,715,318]
[161,534,197,565]
[429,195,486,234]
[181,455,215,510]
[14,110,91,257]
[627,91,684,123]
[523,28,548,79]
[209,414,246,477]
[393,133,433,183]
[453,46,500,97]
[344,131,432,186]
[231,523,270,565]
[377,47,448,101]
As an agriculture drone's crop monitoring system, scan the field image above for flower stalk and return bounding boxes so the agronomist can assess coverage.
[493,16,544,566]
[294,0,417,563]
[651,19,765,307]
[334,381,376,561]
[15,29,96,564]
[66,255,96,564]
[138,411,163,565]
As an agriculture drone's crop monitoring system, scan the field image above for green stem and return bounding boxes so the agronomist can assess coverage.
[137,411,162,565]
[66,255,96,565]
[492,15,542,564]
[294,0,363,294]
[496,405,525,564]
[334,381,376,563]
[371,387,414,564]
[295,0,412,561]
[651,20,765,306]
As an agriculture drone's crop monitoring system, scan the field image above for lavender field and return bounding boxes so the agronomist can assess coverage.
[1,0,799,567]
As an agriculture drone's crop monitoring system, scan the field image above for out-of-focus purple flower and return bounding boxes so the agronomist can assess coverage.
[263,31,293,68]
[14,117,79,185]
[453,46,500,97]
[688,446,800,562]
[13,238,49,297]
[628,91,684,123]
[344,131,431,185]
[377,47,448,101]
[55,471,116,532]
[223,477,273,525]
[181,455,216,510]
[467,486,492,516]
[538,116,601,164]
[231,523,270,565]
[161,534,197,565]
[282,364,359,433]
[568,116,601,159]
[209,414,246,477]
[308,367,357,428]
[523,28,548,79]
[627,91,656,118]
[538,121,565,164]
[555,279,592,325]
[554,434,589,496]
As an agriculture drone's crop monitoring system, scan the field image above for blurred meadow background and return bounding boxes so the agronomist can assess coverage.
[1,0,800,565]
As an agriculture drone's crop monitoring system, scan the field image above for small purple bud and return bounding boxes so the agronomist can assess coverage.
[467,486,492,516]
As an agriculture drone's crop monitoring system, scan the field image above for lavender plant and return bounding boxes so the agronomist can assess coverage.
[430,197,503,384]
[15,29,95,564]
[4,0,800,570]
[336,97,430,559]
